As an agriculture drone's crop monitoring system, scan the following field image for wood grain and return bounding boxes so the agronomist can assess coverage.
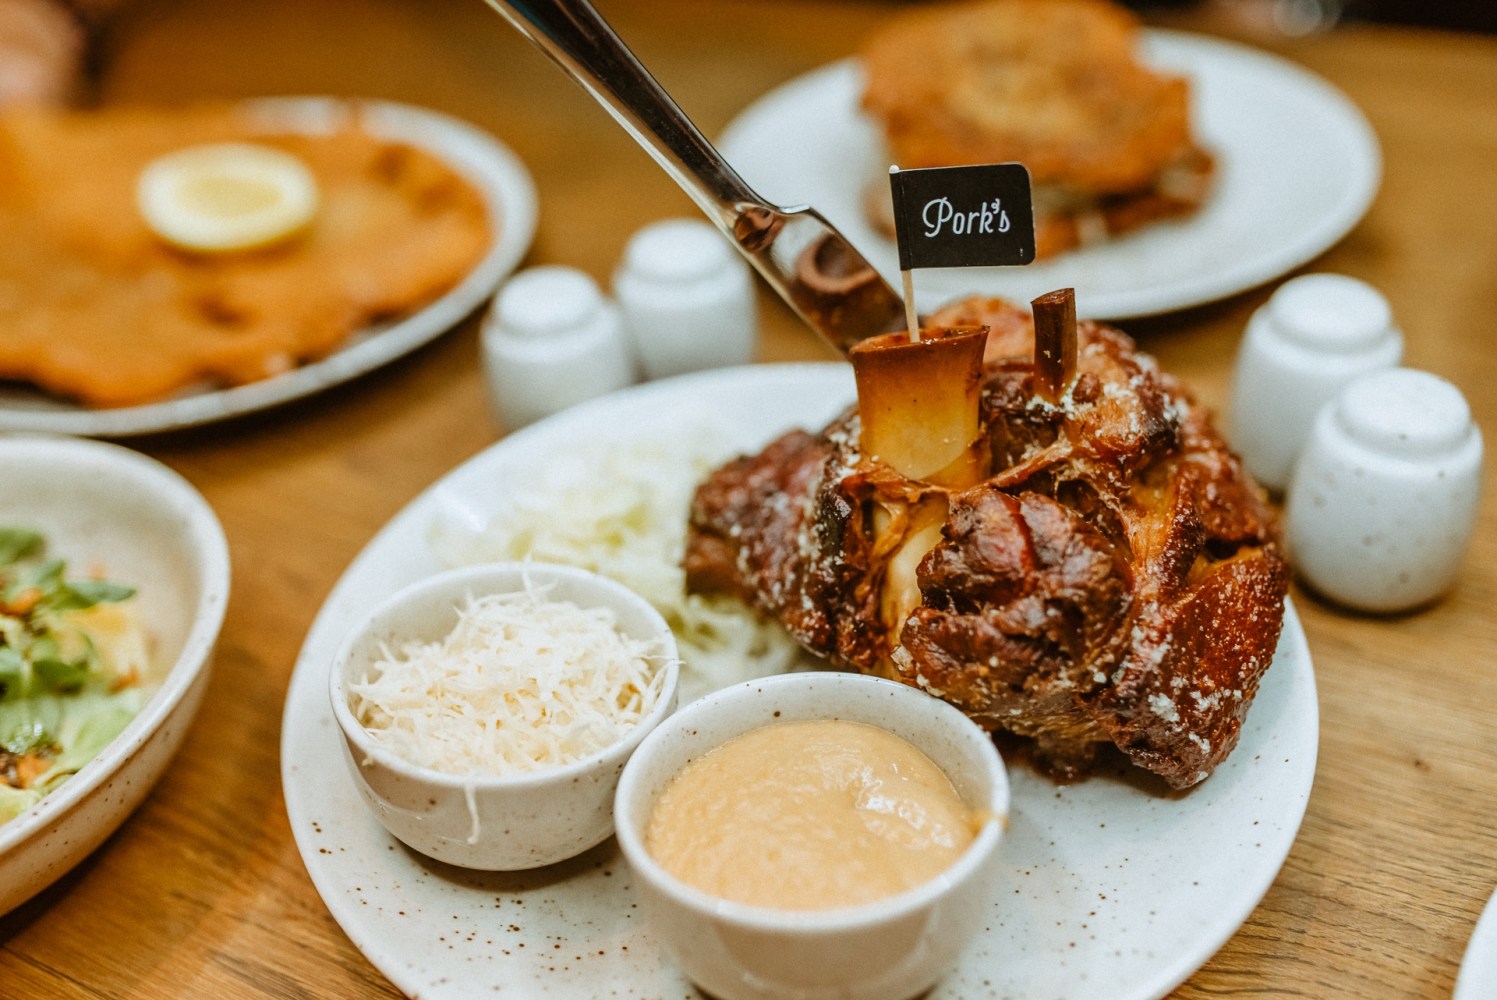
[2,2,1495,997]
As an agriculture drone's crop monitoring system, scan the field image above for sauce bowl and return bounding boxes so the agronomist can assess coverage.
[614,671,1009,1000]
[328,561,678,870]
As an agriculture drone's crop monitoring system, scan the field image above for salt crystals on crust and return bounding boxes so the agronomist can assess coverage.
[1147,693,1180,723]
[348,583,670,776]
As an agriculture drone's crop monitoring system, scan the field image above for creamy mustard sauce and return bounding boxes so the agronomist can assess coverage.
[645,719,979,910]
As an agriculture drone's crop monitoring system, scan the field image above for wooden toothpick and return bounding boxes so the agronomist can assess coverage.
[901,268,919,342]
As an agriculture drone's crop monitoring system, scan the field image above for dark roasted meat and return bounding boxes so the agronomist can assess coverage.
[684,297,1288,788]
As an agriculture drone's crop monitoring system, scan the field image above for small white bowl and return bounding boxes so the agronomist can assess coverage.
[0,434,230,915]
[614,672,1009,1000]
[329,562,679,870]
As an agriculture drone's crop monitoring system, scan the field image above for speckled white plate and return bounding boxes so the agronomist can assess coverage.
[0,97,537,438]
[0,434,230,914]
[717,31,1380,320]
[282,363,1318,1000]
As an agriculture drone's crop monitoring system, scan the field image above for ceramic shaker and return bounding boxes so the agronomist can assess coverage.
[1284,367,1483,613]
[481,265,635,430]
[1227,274,1403,492]
[614,218,756,379]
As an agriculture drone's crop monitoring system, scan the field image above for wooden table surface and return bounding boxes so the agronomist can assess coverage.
[2,1,1495,997]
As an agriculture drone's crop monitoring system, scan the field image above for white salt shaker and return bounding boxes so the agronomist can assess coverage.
[613,218,755,379]
[1227,274,1403,492]
[481,265,634,430]
[1285,368,1483,613]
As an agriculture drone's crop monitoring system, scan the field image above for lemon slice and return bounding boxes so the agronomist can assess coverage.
[137,142,319,253]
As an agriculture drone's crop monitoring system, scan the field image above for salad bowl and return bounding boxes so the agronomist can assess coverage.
[0,434,230,915]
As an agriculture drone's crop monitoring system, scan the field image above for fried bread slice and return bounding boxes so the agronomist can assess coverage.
[859,0,1213,257]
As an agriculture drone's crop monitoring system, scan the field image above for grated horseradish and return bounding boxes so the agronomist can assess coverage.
[430,431,802,704]
[348,582,670,776]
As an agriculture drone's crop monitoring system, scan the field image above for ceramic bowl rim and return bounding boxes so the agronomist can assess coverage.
[614,671,1009,934]
[327,561,681,794]
[0,433,231,854]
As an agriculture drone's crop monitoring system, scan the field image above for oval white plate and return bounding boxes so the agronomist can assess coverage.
[0,98,538,438]
[282,363,1318,999]
[717,31,1380,320]
[0,434,231,914]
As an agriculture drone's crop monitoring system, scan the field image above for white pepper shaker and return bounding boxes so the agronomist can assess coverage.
[613,218,755,379]
[1227,274,1403,493]
[1285,368,1483,613]
[480,265,634,430]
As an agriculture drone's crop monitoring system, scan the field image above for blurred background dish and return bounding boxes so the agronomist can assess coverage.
[859,0,1218,262]
[718,30,1379,320]
[0,97,536,437]
[0,434,229,914]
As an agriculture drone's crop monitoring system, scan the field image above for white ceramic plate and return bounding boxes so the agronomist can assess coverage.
[282,363,1318,999]
[1455,887,1497,999]
[0,98,538,438]
[0,434,230,914]
[717,31,1380,320]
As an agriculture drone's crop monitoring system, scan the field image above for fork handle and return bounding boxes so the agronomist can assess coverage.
[480,0,774,229]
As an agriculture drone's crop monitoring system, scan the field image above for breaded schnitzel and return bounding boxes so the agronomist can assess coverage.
[0,102,491,407]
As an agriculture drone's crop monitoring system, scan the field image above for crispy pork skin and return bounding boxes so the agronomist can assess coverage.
[684,298,1287,788]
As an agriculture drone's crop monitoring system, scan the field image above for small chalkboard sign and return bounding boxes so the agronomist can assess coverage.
[889,163,1036,271]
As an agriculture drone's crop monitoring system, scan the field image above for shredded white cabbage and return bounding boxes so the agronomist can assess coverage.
[430,430,803,705]
[348,582,670,776]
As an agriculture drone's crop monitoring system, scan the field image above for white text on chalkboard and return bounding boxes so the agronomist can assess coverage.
[921,196,1012,238]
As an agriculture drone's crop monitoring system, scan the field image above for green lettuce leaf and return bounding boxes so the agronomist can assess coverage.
[0,527,44,566]
[0,784,38,825]
[0,685,143,825]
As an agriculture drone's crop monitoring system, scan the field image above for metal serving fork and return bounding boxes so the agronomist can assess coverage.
[478,0,907,356]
